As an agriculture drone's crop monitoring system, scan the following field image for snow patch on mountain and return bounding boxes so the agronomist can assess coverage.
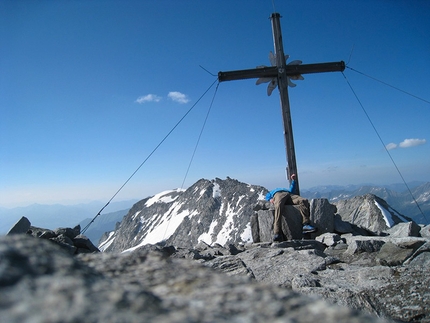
[375,200,395,228]
[213,182,221,198]
[145,189,183,207]
[99,231,115,251]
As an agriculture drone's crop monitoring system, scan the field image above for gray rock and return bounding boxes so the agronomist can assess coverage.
[408,251,430,267]
[252,209,277,242]
[376,242,416,266]
[404,241,430,266]
[73,234,100,253]
[252,200,272,211]
[316,232,342,247]
[50,234,77,255]
[203,255,255,278]
[346,239,386,255]
[54,225,80,240]
[310,198,336,234]
[6,216,31,235]
[27,226,56,238]
[236,247,328,288]
[375,238,426,266]
[334,194,410,233]
[334,213,354,233]
[387,221,421,237]
[420,224,430,238]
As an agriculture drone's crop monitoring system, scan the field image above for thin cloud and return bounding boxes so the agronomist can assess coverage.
[399,138,426,148]
[386,143,398,151]
[135,94,162,104]
[168,91,190,104]
[386,138,426,150]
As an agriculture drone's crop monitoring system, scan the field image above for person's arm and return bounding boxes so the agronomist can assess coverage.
[288,174,297,194]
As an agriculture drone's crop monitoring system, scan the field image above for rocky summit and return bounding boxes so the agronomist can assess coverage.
[2,177,430,322]
[1,234,393,323]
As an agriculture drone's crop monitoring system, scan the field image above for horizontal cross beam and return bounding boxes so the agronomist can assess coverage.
[218,61,345,82]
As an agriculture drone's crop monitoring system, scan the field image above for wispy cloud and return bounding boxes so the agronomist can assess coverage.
[386,138,426,150]
[168,91,190,104]
[399,138,426,148]
[386,143,398,150]
[135,92,190,104]
[135,94,162,104]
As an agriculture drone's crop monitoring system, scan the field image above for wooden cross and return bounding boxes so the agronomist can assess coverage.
[218,13,345,195]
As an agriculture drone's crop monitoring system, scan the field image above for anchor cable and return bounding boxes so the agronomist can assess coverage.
[81,78,219,234]
[180,82,220,190]
[161,81,220,241]
[346,66,430,105]
[341,71,427,222]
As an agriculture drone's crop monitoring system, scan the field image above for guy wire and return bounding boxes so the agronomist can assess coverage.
[180,82,220,190]
[347,66,430,105]
[271,0,277,13]
[162,81,220,241]
[341,71,427,222]
[82,78,219,234]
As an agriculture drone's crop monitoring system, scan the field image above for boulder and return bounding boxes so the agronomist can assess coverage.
[376,242,417,266]
[310,198,336,234]
[316,232,342,247]
[345,239,386,255]
[333,213,354,233]
[334,194,410,233]
[420,224,430,238]
[6,216,31,235]
[252,206,303,242]
[386,221,421,237]
[54,225,81,240]
[73,234,100,253]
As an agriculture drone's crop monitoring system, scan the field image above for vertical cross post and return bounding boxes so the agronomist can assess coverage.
[271,13,299,193]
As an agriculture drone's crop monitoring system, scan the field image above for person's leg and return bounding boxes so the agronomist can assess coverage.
[272,192,291,234]
[291,195,310,224]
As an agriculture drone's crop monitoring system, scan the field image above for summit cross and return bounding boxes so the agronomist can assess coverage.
[218,13,345,195]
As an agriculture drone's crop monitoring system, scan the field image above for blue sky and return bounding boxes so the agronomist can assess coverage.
[1,0,429,208]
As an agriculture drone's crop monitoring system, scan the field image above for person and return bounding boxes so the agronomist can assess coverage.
[265,174,316,242]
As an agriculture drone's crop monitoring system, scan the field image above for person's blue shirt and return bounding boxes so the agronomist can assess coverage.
[265,180,297,201]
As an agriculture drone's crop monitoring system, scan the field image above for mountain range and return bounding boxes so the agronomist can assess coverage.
[2,180,429,245]
[98,177,429,253]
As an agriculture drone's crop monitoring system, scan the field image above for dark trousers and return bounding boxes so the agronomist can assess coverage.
[273,192,310,234]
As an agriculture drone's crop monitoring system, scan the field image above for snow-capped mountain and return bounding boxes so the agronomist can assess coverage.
[99,177,428,253]
[301,182,430,225]
[99,177,267,252]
